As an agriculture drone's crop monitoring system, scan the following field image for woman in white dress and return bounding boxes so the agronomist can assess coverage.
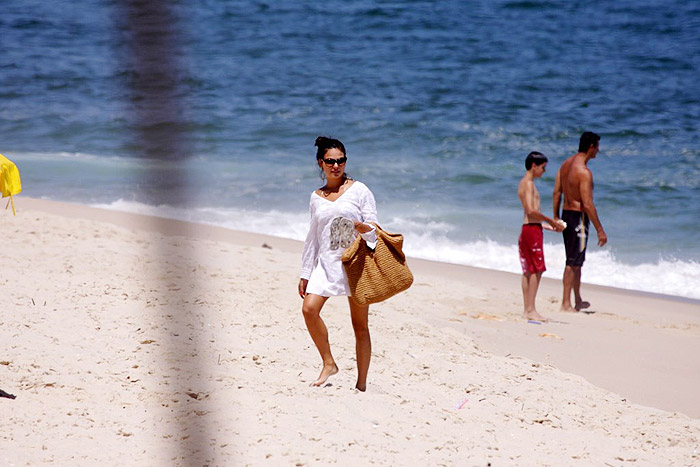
[298,136,378,391]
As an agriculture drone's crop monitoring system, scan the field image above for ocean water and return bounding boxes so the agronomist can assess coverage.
[2,0,699,299]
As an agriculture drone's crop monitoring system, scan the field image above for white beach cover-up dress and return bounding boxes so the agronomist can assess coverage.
[301,181,378,297]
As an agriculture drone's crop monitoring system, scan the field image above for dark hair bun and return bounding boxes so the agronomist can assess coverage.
[314,136,331,148]
[314,136,346,159]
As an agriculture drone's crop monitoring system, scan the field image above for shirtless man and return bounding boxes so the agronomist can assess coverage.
[553,132,608,312]
[518,151,564,322]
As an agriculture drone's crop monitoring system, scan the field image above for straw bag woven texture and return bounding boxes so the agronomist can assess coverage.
[341,223,413,306]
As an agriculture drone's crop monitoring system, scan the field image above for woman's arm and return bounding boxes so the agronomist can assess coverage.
[357,184,378,244]
[300,196,319,280]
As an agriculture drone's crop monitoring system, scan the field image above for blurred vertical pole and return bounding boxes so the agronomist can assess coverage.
[119,0,188,168]
[116,0,211,464]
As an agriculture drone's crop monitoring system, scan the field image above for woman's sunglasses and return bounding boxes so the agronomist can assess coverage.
[322,156,347,166]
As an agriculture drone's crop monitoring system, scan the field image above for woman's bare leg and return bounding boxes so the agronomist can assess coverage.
[302,294,338,386]
[348,298,371,391]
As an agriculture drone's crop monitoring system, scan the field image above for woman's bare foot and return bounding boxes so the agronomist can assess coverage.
[524,310,548,322]
[311,363,339,387]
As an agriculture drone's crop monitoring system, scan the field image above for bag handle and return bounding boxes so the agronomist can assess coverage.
[369,222,406,262]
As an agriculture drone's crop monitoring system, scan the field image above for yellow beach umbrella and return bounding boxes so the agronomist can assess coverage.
[0,153,22,215]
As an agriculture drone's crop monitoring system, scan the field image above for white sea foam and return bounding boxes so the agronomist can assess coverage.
[92,200,700,301]
[91,199,312,241]
[404,234,700,300]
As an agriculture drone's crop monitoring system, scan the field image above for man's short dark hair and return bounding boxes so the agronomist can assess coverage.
[525,151,548,170]
[578,131,601,153]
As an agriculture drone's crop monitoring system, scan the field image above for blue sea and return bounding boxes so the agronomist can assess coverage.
[2,1,699,299]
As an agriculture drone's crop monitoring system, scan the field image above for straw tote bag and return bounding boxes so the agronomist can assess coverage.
[341,223,413,306]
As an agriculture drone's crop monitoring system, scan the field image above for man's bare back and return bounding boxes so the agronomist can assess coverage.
[558,154,590,211]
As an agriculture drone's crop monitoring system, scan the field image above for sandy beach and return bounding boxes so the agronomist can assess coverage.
[2,197,698,466]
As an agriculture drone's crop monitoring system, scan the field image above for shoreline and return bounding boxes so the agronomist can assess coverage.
[3,196,699,465]
[23,197,700,305]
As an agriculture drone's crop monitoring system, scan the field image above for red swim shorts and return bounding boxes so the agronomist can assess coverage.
[519,223,546,274]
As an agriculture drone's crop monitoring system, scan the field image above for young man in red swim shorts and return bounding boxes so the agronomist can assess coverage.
[518,151,565,322]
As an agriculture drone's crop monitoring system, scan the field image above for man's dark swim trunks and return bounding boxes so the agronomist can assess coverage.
[562,210,589,266]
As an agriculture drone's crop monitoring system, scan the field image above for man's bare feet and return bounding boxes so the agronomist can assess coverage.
[575,300,591,311]
[311,363,339,387]
[524,310,548,322]
[355,382,366,392]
